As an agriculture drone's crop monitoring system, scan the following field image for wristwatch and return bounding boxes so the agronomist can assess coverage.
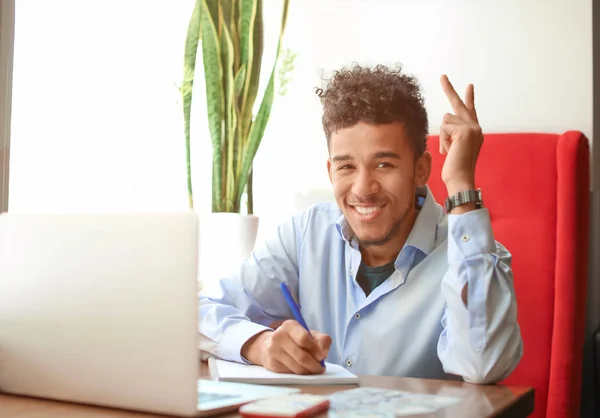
[444,188,483,213]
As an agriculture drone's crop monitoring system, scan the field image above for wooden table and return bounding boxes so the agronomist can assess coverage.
[0,362,534,418]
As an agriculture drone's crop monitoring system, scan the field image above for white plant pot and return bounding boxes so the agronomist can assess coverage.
[198,212,259,290]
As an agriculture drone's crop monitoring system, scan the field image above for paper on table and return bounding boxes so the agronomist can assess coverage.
[208,358,359,386]
[328,387,461,417]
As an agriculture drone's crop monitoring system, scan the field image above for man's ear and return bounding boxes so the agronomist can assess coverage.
[415,151,432,188]
[327,159,333,184]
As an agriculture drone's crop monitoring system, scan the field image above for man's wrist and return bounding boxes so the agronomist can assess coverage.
[448,201,478,215]
[445,179,475,197]
[240,330,272,366]
[445,180,478,215]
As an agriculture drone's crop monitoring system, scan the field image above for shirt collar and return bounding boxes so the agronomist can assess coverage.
[404,186,438,255]
[335,212,356,248]
[335,185,439,255]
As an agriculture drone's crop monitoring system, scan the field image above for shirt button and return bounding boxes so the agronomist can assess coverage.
[346,358,353,367]
[350,268,353,275]
[354,313,360,319]
[461,235,470,242]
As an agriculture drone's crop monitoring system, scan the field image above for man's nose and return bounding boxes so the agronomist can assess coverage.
[351,170,379,197]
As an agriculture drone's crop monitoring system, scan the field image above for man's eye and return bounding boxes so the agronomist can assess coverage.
[377,162,392,168]
[338,165,354,170]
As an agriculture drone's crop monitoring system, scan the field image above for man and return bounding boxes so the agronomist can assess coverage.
[198,64,523,384]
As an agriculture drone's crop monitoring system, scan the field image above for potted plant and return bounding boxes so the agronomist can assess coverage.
[182,0,290,286]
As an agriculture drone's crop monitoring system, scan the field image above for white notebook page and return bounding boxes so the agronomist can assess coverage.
[208,358,359,386]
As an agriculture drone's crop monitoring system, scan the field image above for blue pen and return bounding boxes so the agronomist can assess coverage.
[280,282,326,368]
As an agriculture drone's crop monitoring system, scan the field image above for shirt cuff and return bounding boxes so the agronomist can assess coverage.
[448,208,496,260]
[215,320,273,364]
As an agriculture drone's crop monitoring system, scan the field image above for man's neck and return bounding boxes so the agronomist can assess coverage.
[359,208,419,267]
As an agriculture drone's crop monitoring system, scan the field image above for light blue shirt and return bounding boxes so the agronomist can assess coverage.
[198,187,523,384]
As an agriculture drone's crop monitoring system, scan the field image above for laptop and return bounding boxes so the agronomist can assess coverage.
[0,212,299,417]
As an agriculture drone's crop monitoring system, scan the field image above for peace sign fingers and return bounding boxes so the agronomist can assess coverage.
[438,74,484,196]
[441,75,478,123]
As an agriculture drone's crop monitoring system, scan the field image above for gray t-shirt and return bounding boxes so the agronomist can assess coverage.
[357,261,396,296]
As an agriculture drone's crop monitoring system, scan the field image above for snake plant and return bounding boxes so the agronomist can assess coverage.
[182,0,290,213]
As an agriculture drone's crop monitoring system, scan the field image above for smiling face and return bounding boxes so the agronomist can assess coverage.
[328,122,431,248]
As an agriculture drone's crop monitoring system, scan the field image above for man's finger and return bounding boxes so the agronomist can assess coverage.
[465,84,475,110]
[264,356,292,374]
[287,322,323,361]
[281,326,324,374]
[440,75,467,116]
[277,347,316,375]
[270,326,321,374]
[443,112,463,125]
[464,83,480,123]
[440,127,451,154]
[440,123,460,154]
[312,331,332,358]
[281,339,324,374]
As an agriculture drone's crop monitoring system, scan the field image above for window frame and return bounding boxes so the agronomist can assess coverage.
[0,0,14,213]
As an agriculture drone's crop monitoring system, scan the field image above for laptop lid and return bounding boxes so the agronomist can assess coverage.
[0,212,200,417]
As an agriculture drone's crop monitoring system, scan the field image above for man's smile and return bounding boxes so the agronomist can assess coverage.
[350,204,386,221]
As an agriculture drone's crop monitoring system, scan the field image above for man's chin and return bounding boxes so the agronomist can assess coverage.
[354,231,392,247]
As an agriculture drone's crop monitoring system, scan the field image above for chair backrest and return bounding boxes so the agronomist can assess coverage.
[426,132,590,418]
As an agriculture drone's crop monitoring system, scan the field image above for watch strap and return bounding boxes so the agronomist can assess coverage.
[444,188,483,213]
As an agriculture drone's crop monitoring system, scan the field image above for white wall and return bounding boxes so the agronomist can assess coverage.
[8,0,593,241]
[249,0,594,237]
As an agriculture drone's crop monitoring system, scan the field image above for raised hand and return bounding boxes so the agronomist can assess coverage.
[439,75,484,196]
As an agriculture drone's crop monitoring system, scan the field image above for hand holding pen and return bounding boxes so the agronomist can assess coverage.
[280,282,326,368]
[239,283,331,375]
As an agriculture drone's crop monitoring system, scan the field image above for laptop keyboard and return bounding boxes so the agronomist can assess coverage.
[198,392,240,404]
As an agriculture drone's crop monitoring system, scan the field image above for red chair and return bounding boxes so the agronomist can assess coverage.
[427,131,590,418]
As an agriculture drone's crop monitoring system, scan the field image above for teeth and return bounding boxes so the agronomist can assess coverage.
[355,206,381,215]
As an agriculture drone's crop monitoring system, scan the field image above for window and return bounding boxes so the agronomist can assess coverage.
[10,0,199,213]
[9,0,327,240]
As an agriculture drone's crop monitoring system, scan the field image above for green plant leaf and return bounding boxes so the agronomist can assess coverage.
[221,12,238,212]
[233,63,246,206]
[221,1,240,69]
[182,0,202,209]
[238,0,255,80]
[220,0,233,33]
[236,0,289,205]
[200,0,225,212]
[205,0,220,33]
[238,0,258,140]
[277,47,297,97]
[234,64,246,98]
[186,0,291,214]
[243,0,263,137]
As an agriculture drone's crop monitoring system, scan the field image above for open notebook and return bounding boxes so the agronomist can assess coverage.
[208,358,359,386]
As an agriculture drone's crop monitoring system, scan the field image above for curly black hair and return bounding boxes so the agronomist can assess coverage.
[316,63,429,158]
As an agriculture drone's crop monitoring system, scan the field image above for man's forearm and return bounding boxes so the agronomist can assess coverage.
[446,181,478,306]
[199,297,274,363]
[438,209,523,384]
